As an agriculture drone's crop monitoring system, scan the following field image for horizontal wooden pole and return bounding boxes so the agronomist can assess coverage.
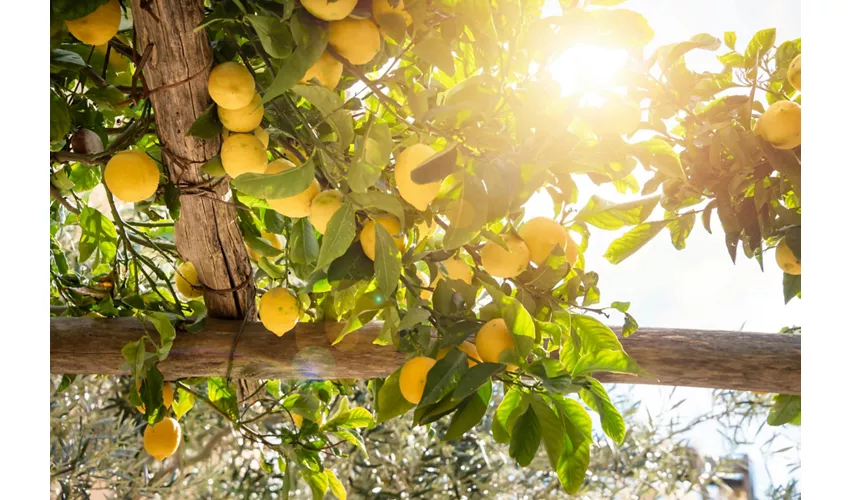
[50,318,800,394]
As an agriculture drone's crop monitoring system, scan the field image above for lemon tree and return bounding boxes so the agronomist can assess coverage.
[50,0,801,496]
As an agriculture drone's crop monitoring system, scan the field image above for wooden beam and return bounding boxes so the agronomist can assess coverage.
[50,318,800,394]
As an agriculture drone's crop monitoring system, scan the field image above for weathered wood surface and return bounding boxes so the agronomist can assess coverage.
[50,318,801,394]
[131,0,256,320]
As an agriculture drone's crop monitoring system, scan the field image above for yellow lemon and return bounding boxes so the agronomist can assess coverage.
[143,417,182,461]
[299,0,358,21]
[755,100,801,150]
[416,219,437,240]
[480,234,530,279]
[175,262,203,299]
[360,216,406,261]
[519,217,571,266]
[394,144,439,211]
[439,256,473,285]
[775,238,801,275]
[437,341,482,368]
[217,93,264,133]
[328,19,382,66]
[208,62,255,110]
[399,356,436,404]
[308,190,343,234]
[221,133,268,178]
[292,413,304,429]
[265,159,321,218]
[66,0,121,46]
[253,127,270,148]
[246,230,283,262]
[373,0,413,29]
[135,380,174,414]
[787,54,801,92]
[300,51,343,90]
[104,150,160,203]
[259,287,300,336]
[475,318,518,370]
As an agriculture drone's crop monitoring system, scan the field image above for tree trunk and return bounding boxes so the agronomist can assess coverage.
[50,318,801,395]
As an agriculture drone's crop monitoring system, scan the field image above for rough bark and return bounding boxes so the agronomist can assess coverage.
[50,318,801,394]
[130,0,256,320]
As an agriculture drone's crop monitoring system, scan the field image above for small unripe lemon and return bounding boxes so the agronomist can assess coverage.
[395,144,439,211]
[299,0,358,21]
[399,356,436,404]
[775,238,801,275]
[259,287,300,336]
[135,380,174,414]
[373,0,413,29]
[480,234,530,279]
[217,93,264,133]
[518,217,576,266]
[265,159,321,218]
[175,262,203,299]
[104,150,160,203]
[208,62,255,110]
[253,127,270,148]
[66,0,121,46]
[328,19,382,66]
[300,52,343,90]
[221,133,268,178]
[246,230,283,261]
[360,216,406,261]
[755,100,801,150]
[787,54,801,92]
[437,341,482,368]
[144,417,182,461]
[475,318,518,370]
[308,190,343,234]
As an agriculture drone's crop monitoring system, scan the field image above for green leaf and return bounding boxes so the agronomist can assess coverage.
[201,156,226,177]
[668,212,696,250]
[632,139,685,179]
[580,378,626,444]
[231,159,315,199]
[143,312,177,361]
[325,469,347,500]
[186,103,222,139]
[655,34,721,72]
[262,10,328,102]
[327,243,374,282]
[442,173,488,249]
[398,306,431,331]
[375,12,407,42]
[492,387,526,444]
[339,407,374,429]
[509,406,542,466]
[573,348,648,378]
[622,312,639,337]
[551,395,593,448]
[452,362,503,401]
[316,200,356,270]
[338,290,388,340]
[783,273,801,304]
[556,439,591,494]
[349,192,406,225]
[571,314,623,354]
[767,394,801,426]
[350,122,393,193]
[288,218,319,265]
[50,49,87,71]
[420,349,468,406]
[173,387,195,420]
[56,374,76,394]
[78,207,117,268]
[576,195,660,230]
[50,90,70,143]
[444,381,492,441]
[604,220,668,264]
[744,28,776,66]
[246,15,295,59]
[302,469,329,500]
[121,339,145,379]
[496,293,536,358]
[332,429,367,456]
[529,396,565,469]
[376,368,415,423]
[373,223,402,296]
[293,84,354,150]
[724,31,737,50]
[413,34,455,75]
[51,0,110,21]
[207,377,239,421]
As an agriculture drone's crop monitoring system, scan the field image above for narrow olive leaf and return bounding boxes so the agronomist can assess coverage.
[231,159,315,199]
[262,10,327,102]
[767,395,801,426]
[374,223,402,296]
[491,387,526,444]
[246,15,295,59]
[187,103,222,139]
[316,200,356,270]
[604,220,668,264]
[580,378,626,445]
[376,368,415,423]
[529,396,566,470]
[444,381,492,441]
[576,195,661,230]
[453,362,503,401]
[420,350,468,407]
[668,212,696,250]
[293,84,354,149]
[172,388,195,420]
[509,406,542,466]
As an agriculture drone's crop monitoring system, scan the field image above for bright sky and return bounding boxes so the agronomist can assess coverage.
[532,0,801,496]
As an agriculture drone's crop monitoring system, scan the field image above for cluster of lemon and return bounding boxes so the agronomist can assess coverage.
[135,381,183,461]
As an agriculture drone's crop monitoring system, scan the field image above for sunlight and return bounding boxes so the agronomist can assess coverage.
[546,45,629,99]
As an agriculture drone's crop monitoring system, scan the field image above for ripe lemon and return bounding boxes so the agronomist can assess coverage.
[439,256,473,284]
[175,262,203,299]
[66,0,121,46]
[253,127,270,148]
[300,51,343,90]
[755,100,801,150]
[437,341,482,368]
[360,215,406,261]
[373,0,413,29]
[399,356,436,404]
[308,190,343,234]
[265,159,321,218]
[217,93,264,133]
[135,380,174,414]
[480,234,530,279]
[475,318,518,370]
[208,62,255,110]
[775,238,801,275]
[246,230,283,261]
[395,144,439,211]
[143,417,182,461]
[787,54,801,92]
[104,150,160,203]
[221,133,268,178]
[518,217,576,266]
[292,413,304,429]
[328,19,382,66]
[299,0,358,21]
[259,287,300,336]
